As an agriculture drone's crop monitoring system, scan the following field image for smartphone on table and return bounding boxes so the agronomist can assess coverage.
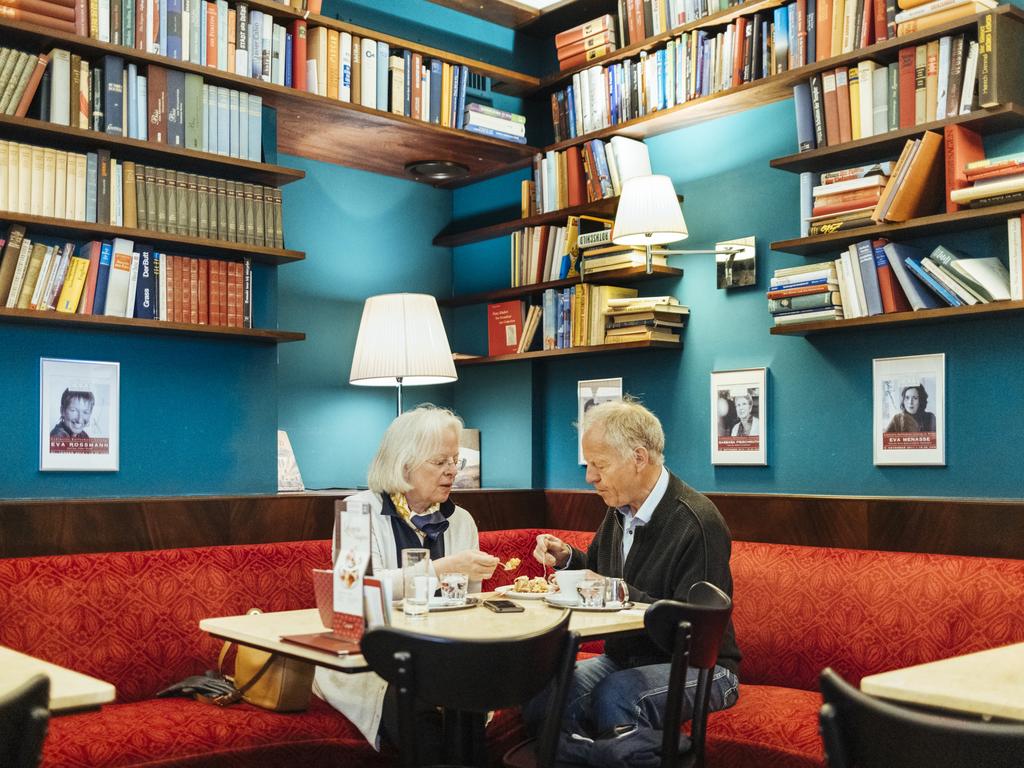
[483,599,525,613]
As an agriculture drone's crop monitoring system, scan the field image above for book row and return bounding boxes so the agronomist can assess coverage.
[528,135,651,215]
[0,224,253,326]
[0,46,48,117]
[768,231,1017,326]
[947,128,1024,207]
[0,139,285,247]
[792,34,980,152]
[32,48,263,161]
[487,292,687,355]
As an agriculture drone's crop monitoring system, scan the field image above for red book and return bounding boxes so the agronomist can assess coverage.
[411,52,423,120]
[197,258,209,325]
[965,163,1024,182]
[0,5,75,29]
[944,123,985,213]
[817,0,833,61]
[872,239,911,313]
[821,70,840,146]
[566,145,585,208]
[291,19,307,92]
[873,0,889,44]
[77,241,102,314]
[166,255,176,323]
[733,16,746,85]
[557,44,615,71]
[0,0,76,22]
[13,53,49,118]
[147,65,168,143]
[487,300,525,356]
[812,194,882,216]
[189,257,199,324]
[627,0,644,44]
[179,256,190,324]
[834,67,852,144]
[898,46,916,129]
[554,14,614,48]
[556,29,615,59]
[859,0,873,48]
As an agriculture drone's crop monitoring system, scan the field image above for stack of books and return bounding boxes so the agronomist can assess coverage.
[580,244,668,276]
[893,0,996,35]
[807,165,890,236]
[0,0,78,33]
[603,295,687,344]
[949,148,1024,209]
[0,48,49,118]
[555,15,617,72]
[463,103,527,144]
[768,262,844,326]
[526,136,650,215]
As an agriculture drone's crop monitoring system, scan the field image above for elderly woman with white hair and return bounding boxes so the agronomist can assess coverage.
[314,404,499,759]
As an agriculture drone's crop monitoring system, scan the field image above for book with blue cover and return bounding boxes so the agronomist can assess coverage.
[905,257,961,306]
[92,241,113,315]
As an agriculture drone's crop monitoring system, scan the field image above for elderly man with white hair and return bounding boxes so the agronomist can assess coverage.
[315,404,499,760]
[528,398,741,740]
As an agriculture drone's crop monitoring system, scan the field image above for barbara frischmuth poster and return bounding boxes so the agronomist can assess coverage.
[40,358,120,471]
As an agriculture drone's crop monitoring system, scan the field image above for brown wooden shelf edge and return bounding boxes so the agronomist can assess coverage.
[0,211,304,264]
[453,339,681,365]
[0,114,306,187]
[440,265,684,307]
[770,300,1024,335]
[770,104,1024,173]
[0,307,305,342]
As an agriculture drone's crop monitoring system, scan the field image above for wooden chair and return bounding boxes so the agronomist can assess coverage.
[0,673,50,768]
[644,581,733,768]
[819,667,1024,768]
[360,611,577,768]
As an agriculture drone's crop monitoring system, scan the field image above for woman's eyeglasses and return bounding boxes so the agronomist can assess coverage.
[425,456,466,471]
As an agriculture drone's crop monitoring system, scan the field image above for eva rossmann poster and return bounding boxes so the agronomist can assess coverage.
[40,358,120,471]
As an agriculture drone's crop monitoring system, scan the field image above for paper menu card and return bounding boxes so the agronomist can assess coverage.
[332,500,370,641]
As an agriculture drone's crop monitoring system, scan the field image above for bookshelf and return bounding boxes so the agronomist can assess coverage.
[439,264,684,306]
[454,339,682,366]
[0,306,305,342]
[0,17,540,186]
[770,301,1024,335]
[434,197,622,247]
[426,0,618,35]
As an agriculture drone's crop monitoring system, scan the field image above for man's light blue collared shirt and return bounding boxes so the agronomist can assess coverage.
[620,466,669,564]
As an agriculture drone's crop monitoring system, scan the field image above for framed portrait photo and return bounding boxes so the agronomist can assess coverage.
[711,368,767,466]
[873,353,945,466]
[577,377,623,464]
[40,358,120,472]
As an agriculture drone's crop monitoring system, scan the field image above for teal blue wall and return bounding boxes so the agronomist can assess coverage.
[450,99,1024,499]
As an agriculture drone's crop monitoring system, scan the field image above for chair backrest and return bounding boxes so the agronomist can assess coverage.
[0,674,50,768]
[644,581,733,768]
[819,667,1024,768]
[361,611,577,768]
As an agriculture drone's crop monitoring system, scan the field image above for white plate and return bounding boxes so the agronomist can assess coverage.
[494,584,554,600]
[543,596,628,612]
[399,596,480,612]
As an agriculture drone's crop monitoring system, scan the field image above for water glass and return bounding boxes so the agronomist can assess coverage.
[402,548,431,619]
[439,572,468,605]
[577,578,607,609]
[605,577,628,607]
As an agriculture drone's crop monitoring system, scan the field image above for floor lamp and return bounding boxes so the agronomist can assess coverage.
[349,293,457,417]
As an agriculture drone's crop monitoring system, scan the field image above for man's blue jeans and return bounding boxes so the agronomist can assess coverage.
[524,654,740,737]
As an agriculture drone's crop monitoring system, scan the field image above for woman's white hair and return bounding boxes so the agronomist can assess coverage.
[582,398,665,465]
[367,405,464,494]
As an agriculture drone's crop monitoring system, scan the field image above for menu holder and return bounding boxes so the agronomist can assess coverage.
[333,500,371,642]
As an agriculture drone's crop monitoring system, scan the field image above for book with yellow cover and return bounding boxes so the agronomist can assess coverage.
[57,255,90,313]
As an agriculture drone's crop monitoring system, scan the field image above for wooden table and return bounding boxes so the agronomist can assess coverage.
[860,642,1024,722]
[199,596,647,672]
[0,646,116,713]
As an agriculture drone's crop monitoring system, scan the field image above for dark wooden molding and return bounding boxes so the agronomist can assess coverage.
[2,490,1022,560]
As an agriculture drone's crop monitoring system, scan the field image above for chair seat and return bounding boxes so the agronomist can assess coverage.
[704,684,824,768]
[41,696,389,768]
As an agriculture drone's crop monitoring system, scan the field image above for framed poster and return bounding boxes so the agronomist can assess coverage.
[452,428,481,489]
[873,353,945,466]
[711,368,767,465]
[40,358,120,471]
[577,377,623,464]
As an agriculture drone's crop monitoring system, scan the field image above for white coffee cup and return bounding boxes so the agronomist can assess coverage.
[553,569,586,600]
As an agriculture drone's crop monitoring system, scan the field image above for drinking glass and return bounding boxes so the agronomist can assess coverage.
[439,572,468,605]
[577,578,607,608]
[402,548,431,619]
[605,577,628,607]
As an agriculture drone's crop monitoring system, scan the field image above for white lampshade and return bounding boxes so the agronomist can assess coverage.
[349,293,457,388]
[612,175,689,247]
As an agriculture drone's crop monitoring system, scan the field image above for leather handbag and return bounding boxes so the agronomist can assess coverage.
[215,608,315,712]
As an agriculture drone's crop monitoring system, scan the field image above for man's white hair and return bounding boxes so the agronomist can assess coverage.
[582,398,664,464]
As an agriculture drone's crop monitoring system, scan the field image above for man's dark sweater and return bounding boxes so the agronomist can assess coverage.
[568,471,742,677]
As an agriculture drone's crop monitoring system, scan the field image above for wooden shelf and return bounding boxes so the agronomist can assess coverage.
[453,339,681,365]
[0,114,306,187]
[0,307,305,342]
[0,18,539,186]
[770,201,1024,255]
[770,105,1024,173]
[426,0,617,35]
[540,0,786,90]
[435,197,622,246]
[542,6,1024,154]
[439,265,683,306]
[0,211,304,265]
[770,300,1024,335]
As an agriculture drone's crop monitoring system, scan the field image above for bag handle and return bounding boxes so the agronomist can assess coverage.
[208,608,278,706]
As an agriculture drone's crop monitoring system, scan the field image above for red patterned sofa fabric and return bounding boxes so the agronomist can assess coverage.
[479,528,594,591]
[731,541,1024,691]
[0,540,332,703]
